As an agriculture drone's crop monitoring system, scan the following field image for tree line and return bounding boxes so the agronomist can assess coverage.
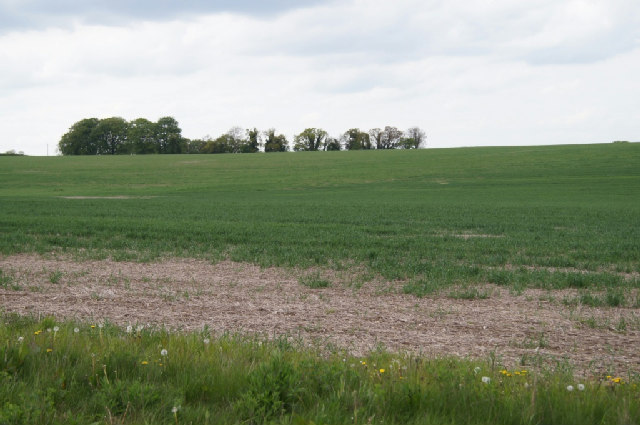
[57,116,426,155]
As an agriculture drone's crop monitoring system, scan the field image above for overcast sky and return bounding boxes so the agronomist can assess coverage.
[1,0,639,155]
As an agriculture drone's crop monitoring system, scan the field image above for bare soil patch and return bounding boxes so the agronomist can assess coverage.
[1,254,639,375]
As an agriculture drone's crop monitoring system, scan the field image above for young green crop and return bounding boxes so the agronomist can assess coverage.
[1,143,639,292]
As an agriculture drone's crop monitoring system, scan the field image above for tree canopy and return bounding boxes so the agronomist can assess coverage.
[58,117,426,155]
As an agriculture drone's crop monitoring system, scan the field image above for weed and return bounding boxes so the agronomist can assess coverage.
[48,270,63,284]
[298,272,330,289]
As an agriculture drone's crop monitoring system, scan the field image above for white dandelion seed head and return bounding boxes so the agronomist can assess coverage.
[74,327,79,333]
[136,325,144,332]
[47,328,52,333]
[577,384,585,391]
[482,376,491,384]
[53,326,59,332]
[566,385,574,392]
[161,348,168,357]
[126,325,132,333]
[203,338,210,345]
[474,366,481,375]
[17,336,24,343]
[98,323,104,329]
[172,406,180,413]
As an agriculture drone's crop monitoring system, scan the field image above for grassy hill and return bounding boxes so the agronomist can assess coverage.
[1,143,639,293]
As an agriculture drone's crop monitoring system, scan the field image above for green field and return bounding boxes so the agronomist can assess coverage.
[2,143,640,424]
[1,143,639,294]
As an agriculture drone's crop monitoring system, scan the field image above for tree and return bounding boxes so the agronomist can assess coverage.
[369,128,383,149]
[185,138,207,154]
[380,126,403,149]
[91,117,130,155]
[403,127,426,149]
[342,128,371,150]
[293,128,327,151]
[156,116,183,154]
[128,118,158,154]
[324,137,341,151]
[241,127,261,153]
[263,129,288,152]
[58,118,100,155]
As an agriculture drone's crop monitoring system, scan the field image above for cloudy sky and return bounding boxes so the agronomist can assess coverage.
[1,0,639,155]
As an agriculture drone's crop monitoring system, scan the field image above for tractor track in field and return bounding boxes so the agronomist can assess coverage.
[1,254,639,376]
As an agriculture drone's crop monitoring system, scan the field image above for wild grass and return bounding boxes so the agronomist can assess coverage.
[0,314,638,425]
[1,144,639,294]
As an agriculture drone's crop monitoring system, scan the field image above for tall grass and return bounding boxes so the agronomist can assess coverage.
[0,314,637,424]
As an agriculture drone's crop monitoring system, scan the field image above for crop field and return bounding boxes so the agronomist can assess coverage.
[1,143,639,424]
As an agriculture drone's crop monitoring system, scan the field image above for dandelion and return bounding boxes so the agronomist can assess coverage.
[47,328,52,333]
[46,348,53,353]
[379,369,385,373]
[172,406,179,414]
[141,361,149,365]
[136,325,144,332]
[91,325,96,329]
[612,377,622,384]
[474,366,481,375]
[53,326,59,332]
[34,330,42,335]
[567,385,574,392]
[203,338,210,345]
[126,325,133,334]
[98,323,104,329]
[578,384,585,391]
[482,376,491,384]
[73,327,79,333]
[161,348,168,357]
[17,336,24,343]
[360,360,366,366]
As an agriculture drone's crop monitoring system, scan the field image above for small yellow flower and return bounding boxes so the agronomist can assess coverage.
[521,370,527,374]
[91,325,96,329]
[141,361,149,365]
[514,371,521,375]
[159,363,163,366]
[46,348,53,353]
[361,361,366,365]
[612,377,622,384]
[500,370,508,375]
[379,369,385,373]
[34,330,42,335]
[606,375,612,379]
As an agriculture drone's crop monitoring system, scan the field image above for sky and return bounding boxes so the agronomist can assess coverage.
[1,0,639,155]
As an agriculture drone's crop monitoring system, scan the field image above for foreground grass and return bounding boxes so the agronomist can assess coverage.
[1,144,639,294]
[1,315,638,425]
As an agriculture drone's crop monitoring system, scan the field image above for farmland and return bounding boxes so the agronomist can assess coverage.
[1,143,639,423]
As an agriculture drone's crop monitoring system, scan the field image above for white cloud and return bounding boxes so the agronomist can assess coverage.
[0,0,639,155]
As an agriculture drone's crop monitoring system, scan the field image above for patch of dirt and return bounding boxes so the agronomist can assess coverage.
[1,254,639,376]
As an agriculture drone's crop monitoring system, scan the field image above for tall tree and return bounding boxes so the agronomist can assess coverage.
[128,118,157,154]
[293,128,327,151]
[342,128,371,150]
[58,118,100,155]
[369,128,383,149]
[403,127,426,149]
[324,137,342,151]
[241,127,261,153]
[91,117,130,155]
[156,116,183,154]
[380,126,403,149]
[263,129,288,152]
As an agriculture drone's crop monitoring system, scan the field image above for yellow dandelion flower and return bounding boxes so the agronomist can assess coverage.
[606,375,612,379]
[500,370,508,375]
[46,348,53,353]
[515,371,521,375]
[612,377,622,384]
[361,361,366,365]
[379,369,385,373]
[159,363,163,366]
[521,370,527,374]
[91,325,96,329]
[506,373,512,377]
[141,361,149,365]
